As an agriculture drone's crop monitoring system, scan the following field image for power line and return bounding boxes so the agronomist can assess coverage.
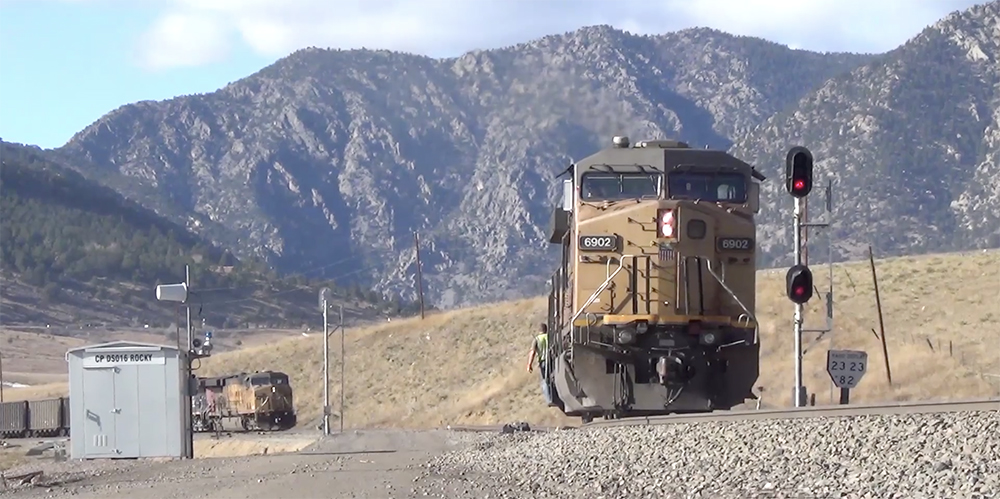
[192,249,395,294]
[191,240,420,307]
[205,259,397,306]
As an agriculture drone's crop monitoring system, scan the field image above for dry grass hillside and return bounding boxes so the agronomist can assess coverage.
[6,249,998,430]
[195,248,1000,429]
[755,249,999,406]
[196,297,569,428]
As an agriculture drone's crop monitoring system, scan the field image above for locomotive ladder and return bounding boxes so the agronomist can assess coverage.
[703,259,759,345]
[569,255,636,342]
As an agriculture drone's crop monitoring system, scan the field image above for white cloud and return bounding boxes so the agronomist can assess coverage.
[132,0,985,70]
[135,11,232,71]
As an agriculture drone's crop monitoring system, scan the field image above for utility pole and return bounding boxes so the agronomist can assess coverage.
[319,289,346,435]
[184,264,194,458]
[322,294,330,436]
[319,287,332,436]
[413,231,426,319]
[339,304,345,433]
[155,265,206,460]
[1,351,5,403]
[868,246,892,385]
[186,265,192,359]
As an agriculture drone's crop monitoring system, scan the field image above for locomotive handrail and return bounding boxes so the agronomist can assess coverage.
[737,313,752,329]
[570,255,636,335]
[704,260,759,344]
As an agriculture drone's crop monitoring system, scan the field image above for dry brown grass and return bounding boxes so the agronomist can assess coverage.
[193,248,1000,429]
[2,382,69,401]
[197,297,579,429]
[5,249,998,429]
[755,249,1000,406]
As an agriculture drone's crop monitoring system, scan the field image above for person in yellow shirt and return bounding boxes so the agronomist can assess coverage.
[526,323,552,404]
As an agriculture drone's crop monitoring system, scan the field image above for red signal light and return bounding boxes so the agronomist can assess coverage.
[785,264,813,304]
[785,146,813,198]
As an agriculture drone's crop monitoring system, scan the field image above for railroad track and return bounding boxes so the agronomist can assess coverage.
[584,397,1000,428]
[442,424,566,433]
[433,398,999,434]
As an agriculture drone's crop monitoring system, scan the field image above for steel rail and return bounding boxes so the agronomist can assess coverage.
[583,398,1000,428]
[441,424,569,433]
[433,399,999,434]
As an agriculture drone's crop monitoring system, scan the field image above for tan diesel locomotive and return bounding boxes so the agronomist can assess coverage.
[545,136,765,422]
[192,370,296,432]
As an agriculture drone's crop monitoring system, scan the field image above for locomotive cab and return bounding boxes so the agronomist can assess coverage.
[545,136,765,422]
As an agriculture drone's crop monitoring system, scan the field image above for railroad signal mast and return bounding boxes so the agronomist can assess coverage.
[783,146,835,408]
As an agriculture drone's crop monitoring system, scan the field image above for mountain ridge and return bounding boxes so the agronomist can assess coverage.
[731,0,1000,264]
[0,140,422,328]
[35,3,1000,307]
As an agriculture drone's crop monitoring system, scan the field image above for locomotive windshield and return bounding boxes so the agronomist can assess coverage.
[581,172,661,201]
[247,372,289,386]
[667,172,747,203]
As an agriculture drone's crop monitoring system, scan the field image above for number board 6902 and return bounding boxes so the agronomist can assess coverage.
[826,349,868,389]
[578,234,618,252]
[716,237,754,252]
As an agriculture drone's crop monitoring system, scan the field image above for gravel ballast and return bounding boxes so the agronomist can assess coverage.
[413,410,1000,499]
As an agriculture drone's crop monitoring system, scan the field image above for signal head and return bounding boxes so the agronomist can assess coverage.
[784,146,813,198]
[785,264,813,304]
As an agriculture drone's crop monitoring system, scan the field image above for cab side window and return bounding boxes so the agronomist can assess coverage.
[582,174,619,200]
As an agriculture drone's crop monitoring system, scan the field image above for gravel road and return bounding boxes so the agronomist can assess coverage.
[0,429,485,499]
[2,410,996,498]
[413,410,1000,499]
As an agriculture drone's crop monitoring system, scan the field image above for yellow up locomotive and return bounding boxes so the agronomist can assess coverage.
[545,136,765,422]
[193,370,296,432]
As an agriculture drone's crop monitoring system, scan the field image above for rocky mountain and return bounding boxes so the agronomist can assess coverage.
[732,0,1000,265]
[52,1,1000,307]
[0,141,419,328]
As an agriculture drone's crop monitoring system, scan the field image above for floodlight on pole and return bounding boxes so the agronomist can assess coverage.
[154,270,194,458]
[156,282,189,303]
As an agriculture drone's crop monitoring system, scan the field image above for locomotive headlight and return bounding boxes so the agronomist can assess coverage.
[617,329,635,344]
[701,332,718,345]
[657,209,675,238]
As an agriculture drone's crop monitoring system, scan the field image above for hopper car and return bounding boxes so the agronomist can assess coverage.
[0,397,71,438]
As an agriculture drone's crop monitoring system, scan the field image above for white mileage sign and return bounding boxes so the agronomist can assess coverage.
[826,349,868,389]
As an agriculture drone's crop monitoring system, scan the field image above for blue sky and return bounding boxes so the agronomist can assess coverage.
[0,0,986,150]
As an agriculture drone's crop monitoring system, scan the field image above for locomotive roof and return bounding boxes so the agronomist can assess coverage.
[572,137,766,182]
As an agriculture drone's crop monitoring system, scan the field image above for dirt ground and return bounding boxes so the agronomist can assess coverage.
[0,428,499,499]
